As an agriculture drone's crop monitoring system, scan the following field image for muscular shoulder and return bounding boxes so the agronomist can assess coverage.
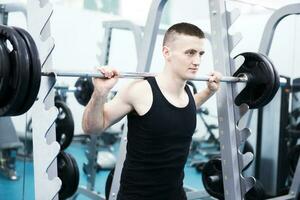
[125,79,152,115]
[127,79,151,100]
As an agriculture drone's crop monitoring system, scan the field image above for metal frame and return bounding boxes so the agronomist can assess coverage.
[73,134,106,200]
[257,3,300,199]
[28,0,60,200]
[208,0,255,199]
[1,2,60,200]
[0,3,26,25]
[99,20,143,65]
[136,0,168,72]
[0,4,8,25]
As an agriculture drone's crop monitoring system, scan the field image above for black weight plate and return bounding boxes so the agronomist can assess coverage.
[202,158,224,199]
[245,180,265,200]
[105,167,115,200]
[0,25,30,116]
[68,152,80,197]
[57,151,79,200]
[55,100,74,150]
[0,40,11,103]
[13,27,41,115]
[233,52,275,109]
[74,77,94,106]
[258,53,280,107]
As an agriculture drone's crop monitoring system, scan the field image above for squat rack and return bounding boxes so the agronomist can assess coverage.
[27,0,61,199]
[11,0,300,200]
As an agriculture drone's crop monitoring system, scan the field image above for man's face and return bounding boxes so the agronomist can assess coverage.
[163,34,205,80]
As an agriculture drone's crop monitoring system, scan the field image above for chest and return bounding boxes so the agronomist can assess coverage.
[134,88,190,116]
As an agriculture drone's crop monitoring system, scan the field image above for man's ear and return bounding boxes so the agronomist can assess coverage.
[162,46,171,59]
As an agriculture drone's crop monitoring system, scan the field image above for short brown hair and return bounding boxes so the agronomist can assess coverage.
[163,22,205,46]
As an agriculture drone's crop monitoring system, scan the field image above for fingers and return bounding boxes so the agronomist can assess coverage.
[207,71,222,92]
[96,66,119,79]
[92,66,119,96]
[209,71,222,83]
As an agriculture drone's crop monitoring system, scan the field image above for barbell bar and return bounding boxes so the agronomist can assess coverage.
[42,70,249,83]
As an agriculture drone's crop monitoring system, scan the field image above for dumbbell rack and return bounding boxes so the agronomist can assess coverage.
[28,0,61,200]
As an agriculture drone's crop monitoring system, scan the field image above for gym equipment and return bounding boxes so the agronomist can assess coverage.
[74,77,94,106]
[202,156,264,200]
[55,100,74,150]
[288,144,300,177]
[0,25,280,117]
[97,151,116,170]
[202,157,223,199]
[43,70,247,82]
[0,117,23,180]
[0,26,31,116]
[244,181,266,200]
[57,151,79,200]
[233,52,279,109]
[0,41,11,104]
[0,149,19,180]
[105,167,115,200]
[55,79,115,106]
[193,140,253,173]
[25,100,74,150]
[82,151,116,175]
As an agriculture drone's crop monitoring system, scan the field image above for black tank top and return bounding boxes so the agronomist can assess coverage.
[118,77,197,200]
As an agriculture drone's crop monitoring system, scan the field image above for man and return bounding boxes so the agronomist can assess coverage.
[82,22,222,200]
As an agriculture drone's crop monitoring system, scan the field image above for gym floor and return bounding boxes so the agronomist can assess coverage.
[0,143,205,200]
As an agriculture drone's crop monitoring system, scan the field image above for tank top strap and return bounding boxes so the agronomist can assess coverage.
[146,77,195,109]
[145,77,162,106]
[184,83,195,105]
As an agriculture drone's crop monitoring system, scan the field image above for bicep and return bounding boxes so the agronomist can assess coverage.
[103,91,133,129]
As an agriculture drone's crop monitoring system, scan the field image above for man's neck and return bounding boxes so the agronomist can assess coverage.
[156,67,186,97]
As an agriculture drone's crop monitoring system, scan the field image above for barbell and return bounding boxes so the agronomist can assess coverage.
[42,70,248,82]
[0,25,280,116]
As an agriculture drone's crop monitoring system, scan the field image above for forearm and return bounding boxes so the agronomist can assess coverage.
[194,88,216,109]
[82,92,107,134]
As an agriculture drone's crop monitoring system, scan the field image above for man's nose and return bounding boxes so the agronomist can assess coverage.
[193,56,200,66]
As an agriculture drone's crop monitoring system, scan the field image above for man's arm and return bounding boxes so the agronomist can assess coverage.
[82,86,132,134]
[193,71,222,109]
[82,66,133,134]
